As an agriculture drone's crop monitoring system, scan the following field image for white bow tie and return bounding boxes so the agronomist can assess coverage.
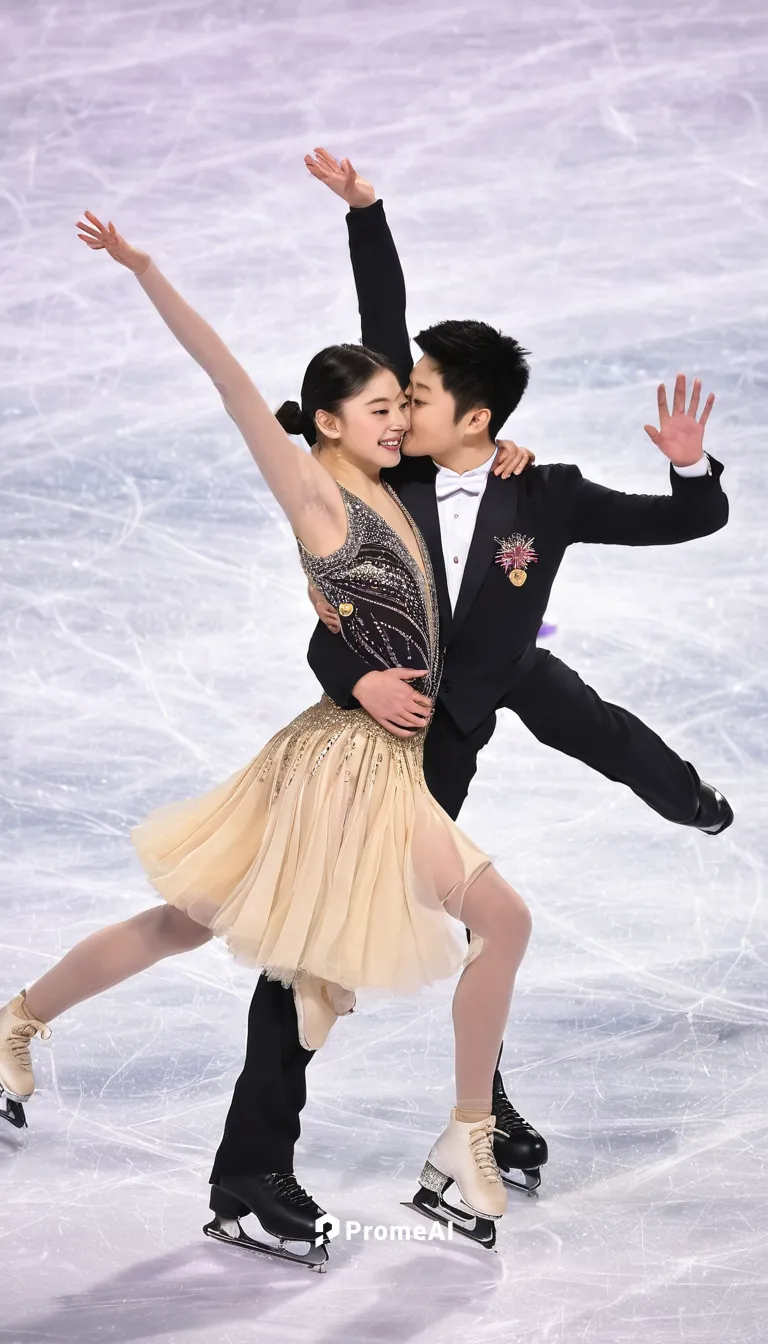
[434,465,489,501]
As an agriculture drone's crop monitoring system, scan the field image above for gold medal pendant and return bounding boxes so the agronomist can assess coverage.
[509,569,527,587]
[338,602,354,617]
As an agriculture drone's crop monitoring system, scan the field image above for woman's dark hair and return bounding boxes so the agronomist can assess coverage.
[275,343,399,445]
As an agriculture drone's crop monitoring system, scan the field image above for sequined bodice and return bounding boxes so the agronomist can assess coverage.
[298,484,441,698]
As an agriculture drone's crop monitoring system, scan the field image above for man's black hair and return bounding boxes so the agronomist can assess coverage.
[414,319,530,439]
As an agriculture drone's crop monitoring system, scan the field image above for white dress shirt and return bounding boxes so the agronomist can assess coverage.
[433,451,711,613]
[435,452,497,611]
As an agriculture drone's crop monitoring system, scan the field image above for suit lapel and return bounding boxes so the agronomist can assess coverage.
[451,471,518,636]
[397,469,453,640]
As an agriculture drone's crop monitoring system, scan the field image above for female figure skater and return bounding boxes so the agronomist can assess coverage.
[0,214,531,1238]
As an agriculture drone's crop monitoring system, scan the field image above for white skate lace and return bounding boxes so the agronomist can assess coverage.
[469,1119,505,1185]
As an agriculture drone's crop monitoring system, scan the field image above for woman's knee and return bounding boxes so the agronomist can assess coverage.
[162,906,213,951]
[466,870,532,948]
[498,886,532,950]
[129,904,212,953]
[516,893,533,950]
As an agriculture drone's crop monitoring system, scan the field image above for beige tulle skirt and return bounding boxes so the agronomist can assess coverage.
[131,696,490,992]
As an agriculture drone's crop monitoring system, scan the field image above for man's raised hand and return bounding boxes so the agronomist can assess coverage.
[644,374,715,468]
[304,149,376,209]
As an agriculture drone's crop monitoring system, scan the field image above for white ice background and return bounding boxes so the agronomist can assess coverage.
[1,1,767,1341]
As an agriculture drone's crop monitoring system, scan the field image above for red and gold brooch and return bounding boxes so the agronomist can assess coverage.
[494,534,538,587]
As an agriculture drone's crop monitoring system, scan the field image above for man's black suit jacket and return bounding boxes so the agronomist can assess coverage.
[308,201,729,737]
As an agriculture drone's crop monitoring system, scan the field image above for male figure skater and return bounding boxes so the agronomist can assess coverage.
[204,152,731,1265]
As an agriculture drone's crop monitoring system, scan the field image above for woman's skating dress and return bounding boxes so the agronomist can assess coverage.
[132,484,490,991]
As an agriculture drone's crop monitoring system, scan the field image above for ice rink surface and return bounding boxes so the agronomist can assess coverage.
[1,1,767,1340]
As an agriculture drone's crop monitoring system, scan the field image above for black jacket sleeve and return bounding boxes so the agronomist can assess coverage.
[564,455,729,546]
[346,200,413,390]
[307,619,374,710]
[304,201,421,708]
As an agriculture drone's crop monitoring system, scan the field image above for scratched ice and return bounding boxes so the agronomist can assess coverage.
[1,2,766,1341]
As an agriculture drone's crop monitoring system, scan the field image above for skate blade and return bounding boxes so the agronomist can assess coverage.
[499,1166,540,1197]
[0,1090,27,1131]
[203,1216,329,1272]
[401,1189,497,1251]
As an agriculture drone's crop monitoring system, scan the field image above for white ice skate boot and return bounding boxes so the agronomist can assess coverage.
[293,977,355,1051]
[0,992,51,1126]
[404,1110,507,1248]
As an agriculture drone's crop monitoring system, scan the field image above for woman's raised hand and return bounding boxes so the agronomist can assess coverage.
[76,212,150,275]
[304,149,376,209]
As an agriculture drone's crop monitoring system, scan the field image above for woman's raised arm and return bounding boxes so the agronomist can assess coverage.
[76,213,345,553]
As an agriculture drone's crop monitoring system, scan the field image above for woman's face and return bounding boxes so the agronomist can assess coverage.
[318,369,410,472]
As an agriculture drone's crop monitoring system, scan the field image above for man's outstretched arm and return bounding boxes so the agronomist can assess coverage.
[565,457,728,546]
[567,374,728,545]
[305,149,413,388]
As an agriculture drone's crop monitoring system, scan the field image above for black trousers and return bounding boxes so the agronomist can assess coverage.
[427,649,700,823]
[210,650,700,1180]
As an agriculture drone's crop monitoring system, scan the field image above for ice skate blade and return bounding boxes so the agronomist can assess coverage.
[203,1215,329,1272]
[402,1187,497,1251]
[0,1089,27,1130]
[499,1166,540,1197]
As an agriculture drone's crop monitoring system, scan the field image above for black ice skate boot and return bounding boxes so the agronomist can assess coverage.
[682,781,734,836]
[492,1071,548,1196]
[204,1173,332,1271]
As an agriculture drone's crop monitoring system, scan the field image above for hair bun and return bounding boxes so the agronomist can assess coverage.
[275,399,308,437]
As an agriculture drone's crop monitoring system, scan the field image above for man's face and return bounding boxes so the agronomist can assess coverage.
[401,354,464,458]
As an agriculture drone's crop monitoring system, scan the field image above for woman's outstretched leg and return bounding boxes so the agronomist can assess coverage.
[0,907,212,1111]
[24,906,213,1022]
